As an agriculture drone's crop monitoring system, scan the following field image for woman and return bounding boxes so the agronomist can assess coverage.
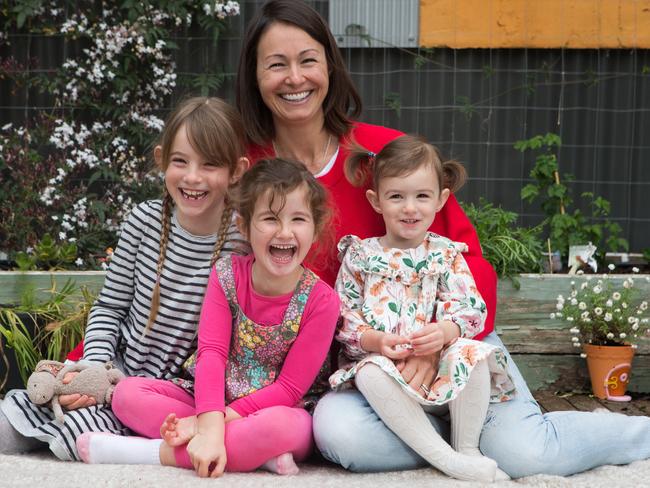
[236,0,650,479]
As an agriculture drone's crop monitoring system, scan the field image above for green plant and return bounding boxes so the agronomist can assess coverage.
[554,266,649,349]
[0,279,95,386]
[516,133,628,261]
[462,198,544,283]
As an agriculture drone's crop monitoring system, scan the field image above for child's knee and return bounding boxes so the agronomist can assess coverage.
[110,377,143,417]
[252,406,312,445]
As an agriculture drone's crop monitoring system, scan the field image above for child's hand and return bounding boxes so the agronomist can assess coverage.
[59,371,97,410]
[409,323,445,356]
[379,333,413,360]
[186,432,227,478]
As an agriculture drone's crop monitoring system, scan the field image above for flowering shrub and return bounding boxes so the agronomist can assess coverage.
[552,266,650,351]
[0,1,240,269]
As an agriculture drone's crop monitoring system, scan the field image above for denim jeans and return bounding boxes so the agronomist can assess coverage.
[313,332,650,478]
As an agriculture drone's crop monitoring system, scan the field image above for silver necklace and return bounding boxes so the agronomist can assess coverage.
[273,134,332,173]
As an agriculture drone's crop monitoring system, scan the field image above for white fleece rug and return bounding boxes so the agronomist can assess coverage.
[0,452,647,488]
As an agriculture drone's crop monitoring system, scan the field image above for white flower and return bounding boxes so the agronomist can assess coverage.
[571,298,578,305]
[75,258,83,266]
[58,231,66,240]
[556,303,564,311]
[550,313,556,319]
[567,316,574,322]
[572,337,579,342]
[573,342,581,348]
[578,302,587,310]
[632,323,639,331]
[606,299,613,307]
[608,263,615,271]
[570,327,580,334]
[577,270,584,275]
[632,267,639,273]
[581,282,588,290]
[607,332,615,339]
[628,316,637,324]
[593,285,602,294]
[641,301,648,311]
[622,302,628,309]
[580,353,587,358]
[619,333,627,339]
[581,311,590,320]
[632,344,638,349]
[604,313,612,322]
[594,307,603,316]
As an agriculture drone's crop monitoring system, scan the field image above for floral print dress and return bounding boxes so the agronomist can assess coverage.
[329,233,515,406]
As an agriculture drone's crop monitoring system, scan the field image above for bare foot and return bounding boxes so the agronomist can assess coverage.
[261,452,300,476]
[160,413,198,447]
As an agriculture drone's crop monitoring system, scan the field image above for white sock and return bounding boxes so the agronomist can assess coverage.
[355,364,496,482]
[261,452,300,475]
[76,432,162,465]
[450,359,510,481]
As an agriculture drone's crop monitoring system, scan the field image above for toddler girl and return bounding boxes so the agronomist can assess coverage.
[329,135,515,482]
[0,97,249,460]
[76,158,340,478]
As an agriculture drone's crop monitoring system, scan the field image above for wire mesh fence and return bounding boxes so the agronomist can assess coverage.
[1,0,649,252]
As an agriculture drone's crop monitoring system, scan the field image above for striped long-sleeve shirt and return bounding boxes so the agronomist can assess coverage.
[0,200,248,460]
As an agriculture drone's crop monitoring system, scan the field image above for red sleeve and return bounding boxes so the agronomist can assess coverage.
[194,267,232,415]
[228,282,340,417]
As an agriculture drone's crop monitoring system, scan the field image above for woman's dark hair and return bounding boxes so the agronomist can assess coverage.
[236,0,362,145]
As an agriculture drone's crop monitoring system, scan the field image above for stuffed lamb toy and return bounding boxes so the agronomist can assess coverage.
[26,360,124,423]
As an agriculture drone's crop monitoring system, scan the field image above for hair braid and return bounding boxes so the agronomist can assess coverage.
[145,190,173,334]
[210,201,233,267]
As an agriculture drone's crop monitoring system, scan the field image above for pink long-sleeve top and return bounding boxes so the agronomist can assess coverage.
[193,254,340,417]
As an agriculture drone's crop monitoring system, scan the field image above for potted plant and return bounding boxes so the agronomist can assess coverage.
[0,279,95,393]
[552,266,649,401]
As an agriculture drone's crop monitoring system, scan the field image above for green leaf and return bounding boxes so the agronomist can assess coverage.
[388,302,399,314]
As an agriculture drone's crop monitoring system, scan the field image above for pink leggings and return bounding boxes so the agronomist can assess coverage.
[111,377,313,472]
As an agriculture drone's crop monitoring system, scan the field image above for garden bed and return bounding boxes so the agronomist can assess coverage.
[2,271,649,394]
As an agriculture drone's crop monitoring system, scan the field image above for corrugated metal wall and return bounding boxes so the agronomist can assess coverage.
[1,0,649,251]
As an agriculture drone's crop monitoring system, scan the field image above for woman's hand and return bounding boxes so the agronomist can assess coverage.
[186,432,227,478]
[59,371,97,410]
[395,353,440,398]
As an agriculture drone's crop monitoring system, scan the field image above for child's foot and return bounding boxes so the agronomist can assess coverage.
[261,452,300,475]
[432,449,497,482]
[458,447,510,481]
[76,432,162,465]
[160,413,197,447]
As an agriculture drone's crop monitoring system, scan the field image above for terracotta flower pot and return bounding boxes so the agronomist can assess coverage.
[583,343,635,401]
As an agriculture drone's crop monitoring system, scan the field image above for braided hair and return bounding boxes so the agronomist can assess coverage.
[145,97,245,333]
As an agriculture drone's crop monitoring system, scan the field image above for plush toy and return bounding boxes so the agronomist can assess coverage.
[26,360,125,423]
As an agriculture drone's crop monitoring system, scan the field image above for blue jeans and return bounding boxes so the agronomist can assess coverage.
[313,332,650,478]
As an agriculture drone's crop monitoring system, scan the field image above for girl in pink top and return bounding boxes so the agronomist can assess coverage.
[76,158,340,478]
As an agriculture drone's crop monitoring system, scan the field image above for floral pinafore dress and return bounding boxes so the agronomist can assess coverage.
[177,257,329,408]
